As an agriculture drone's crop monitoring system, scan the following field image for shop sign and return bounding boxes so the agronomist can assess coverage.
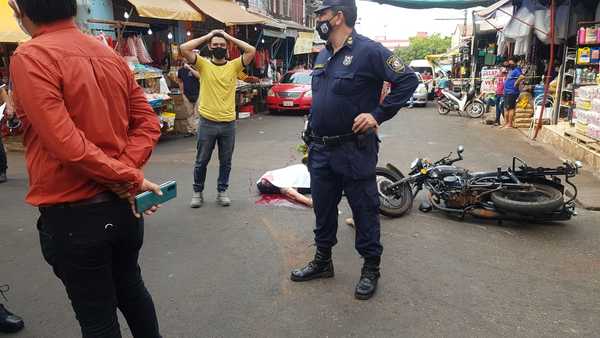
[481,67,499,94]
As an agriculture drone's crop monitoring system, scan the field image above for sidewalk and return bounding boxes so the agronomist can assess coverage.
[515,125,600,211]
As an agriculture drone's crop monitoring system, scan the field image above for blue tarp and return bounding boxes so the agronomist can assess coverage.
[367,0,498,9]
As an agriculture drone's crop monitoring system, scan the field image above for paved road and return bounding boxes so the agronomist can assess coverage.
[2,106,600,338]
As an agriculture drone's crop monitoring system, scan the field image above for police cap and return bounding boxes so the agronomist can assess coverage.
[314,0,356,14]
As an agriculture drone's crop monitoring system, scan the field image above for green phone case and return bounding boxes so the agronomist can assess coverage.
[135,181,177,213]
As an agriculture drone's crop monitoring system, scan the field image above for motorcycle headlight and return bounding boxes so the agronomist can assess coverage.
[410,158,420,170]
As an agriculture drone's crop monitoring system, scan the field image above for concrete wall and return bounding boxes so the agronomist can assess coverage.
[76,0,115,36]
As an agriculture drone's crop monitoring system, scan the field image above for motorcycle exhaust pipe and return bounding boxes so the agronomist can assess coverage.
[467,208,502,219]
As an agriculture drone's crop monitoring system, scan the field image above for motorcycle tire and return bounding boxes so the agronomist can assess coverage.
[376,167,413,218]
[466,101,486,118]
[491,184,564,215]
[437,100,450,115]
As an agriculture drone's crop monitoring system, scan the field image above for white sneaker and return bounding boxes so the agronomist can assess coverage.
[217,191,231,207]
[190,192,204,208]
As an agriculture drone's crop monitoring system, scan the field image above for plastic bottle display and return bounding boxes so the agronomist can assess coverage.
[587,26,598,44]
[579,27,586,44]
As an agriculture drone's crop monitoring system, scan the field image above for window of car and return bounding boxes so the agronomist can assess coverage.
[280,72,311,85]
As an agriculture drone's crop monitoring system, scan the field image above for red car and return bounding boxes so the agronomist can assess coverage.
[267,71,312,113]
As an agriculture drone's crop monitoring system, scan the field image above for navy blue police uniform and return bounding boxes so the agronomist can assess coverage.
[308,30,419,259]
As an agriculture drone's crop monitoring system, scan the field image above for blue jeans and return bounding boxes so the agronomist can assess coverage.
[193,117,236,193]
[495,95,504,124]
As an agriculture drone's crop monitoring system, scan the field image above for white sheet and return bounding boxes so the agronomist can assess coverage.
[258,164,310,189]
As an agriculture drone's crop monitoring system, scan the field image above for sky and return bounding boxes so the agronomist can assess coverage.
[355,0,478,40]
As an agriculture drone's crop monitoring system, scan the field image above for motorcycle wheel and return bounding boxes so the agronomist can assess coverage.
[437,100,450,115]
[491,184,564,215]
[376,167,414,218]
[466,101,486,118]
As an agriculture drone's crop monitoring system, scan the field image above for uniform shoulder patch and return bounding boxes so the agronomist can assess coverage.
[386,55,405,73]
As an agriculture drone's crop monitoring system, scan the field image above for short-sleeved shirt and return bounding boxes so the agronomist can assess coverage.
[504,67,522,95]
[177,67,199,103]
[195,56,244,122]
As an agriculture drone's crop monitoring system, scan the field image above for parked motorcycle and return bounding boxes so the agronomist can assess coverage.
[376,146,581,223]
[436,86,487,118]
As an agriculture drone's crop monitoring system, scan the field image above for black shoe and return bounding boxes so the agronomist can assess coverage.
[0,172,6,184]
[290,248,334,282]
[0,304,24,333]
[355,258,381,300]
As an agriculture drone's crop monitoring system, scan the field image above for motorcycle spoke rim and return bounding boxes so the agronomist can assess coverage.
[377,177,407,208]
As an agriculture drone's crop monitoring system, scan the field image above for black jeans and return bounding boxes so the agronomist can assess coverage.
[0,135,6,173]
[37,199,161,338]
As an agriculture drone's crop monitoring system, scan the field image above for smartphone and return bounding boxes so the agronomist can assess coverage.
[135,181,177,213]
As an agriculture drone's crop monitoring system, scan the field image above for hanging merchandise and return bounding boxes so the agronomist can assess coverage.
[228,44,241,59]
[126,37,138,58]
[135,36,153,64]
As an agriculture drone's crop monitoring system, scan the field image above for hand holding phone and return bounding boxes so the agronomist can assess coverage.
[134,180,177,217]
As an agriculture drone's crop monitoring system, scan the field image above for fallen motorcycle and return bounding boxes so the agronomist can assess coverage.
[376,146,581,222]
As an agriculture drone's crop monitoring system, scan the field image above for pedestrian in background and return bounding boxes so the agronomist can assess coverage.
[503,56,525,129]
[180,30,256,208]
[494,67,508,126]
[9,0,163,336]
[0,80,13,183]
[177,60,200,137]
[291,0,418,300]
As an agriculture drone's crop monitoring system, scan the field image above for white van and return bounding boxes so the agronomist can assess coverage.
[409,59,436,99]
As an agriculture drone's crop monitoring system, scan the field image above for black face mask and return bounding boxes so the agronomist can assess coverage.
[211,47,227,60]
[316,15,337,41]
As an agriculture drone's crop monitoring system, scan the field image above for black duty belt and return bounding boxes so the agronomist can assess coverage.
[309,133,357,146]
[39,192,121,211]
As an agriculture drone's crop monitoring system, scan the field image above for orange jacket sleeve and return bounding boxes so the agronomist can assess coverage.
[118,69,161,169]
[10,53,144,188]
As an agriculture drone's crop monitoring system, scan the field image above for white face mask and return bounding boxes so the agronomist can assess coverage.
[9,0,31,36]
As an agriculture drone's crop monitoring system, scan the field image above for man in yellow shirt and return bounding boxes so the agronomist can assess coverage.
[181,30,256,207]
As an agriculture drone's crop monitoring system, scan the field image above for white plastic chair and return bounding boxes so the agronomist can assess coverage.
[528,95,554,138]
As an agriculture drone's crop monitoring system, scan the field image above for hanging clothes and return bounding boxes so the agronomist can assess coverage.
[135,36,153,64]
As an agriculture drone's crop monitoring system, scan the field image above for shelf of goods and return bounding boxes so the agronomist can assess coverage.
[132,64,176,134]
[572,85,600,147]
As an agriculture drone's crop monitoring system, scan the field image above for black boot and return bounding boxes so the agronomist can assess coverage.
[0,304,24,333]
[290,248,334,282]
[355,257,381,300]
[0,285,24,333]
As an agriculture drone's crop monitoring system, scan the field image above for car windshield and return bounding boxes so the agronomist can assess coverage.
[280,72,311,85]
[412,67,433,76]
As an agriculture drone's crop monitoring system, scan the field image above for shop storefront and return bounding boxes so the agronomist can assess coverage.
[0,0,28,151]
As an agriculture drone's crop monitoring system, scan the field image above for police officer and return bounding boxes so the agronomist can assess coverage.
[290,0,419,300]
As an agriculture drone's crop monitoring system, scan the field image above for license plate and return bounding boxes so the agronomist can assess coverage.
[283,101,294,107]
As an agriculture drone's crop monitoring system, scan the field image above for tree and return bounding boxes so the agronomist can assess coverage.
[395,34,451,63]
